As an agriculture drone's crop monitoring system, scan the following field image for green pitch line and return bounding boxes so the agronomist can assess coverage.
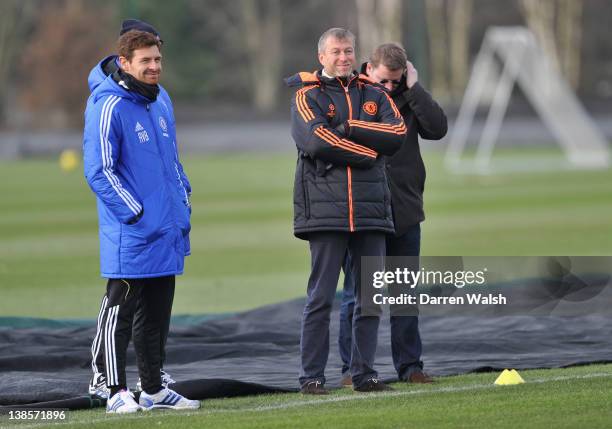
[10,364,612,429]
[0,149,611,318]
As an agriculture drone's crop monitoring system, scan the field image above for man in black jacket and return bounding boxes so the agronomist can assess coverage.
[286,28,407,394]
[338,43,447,385]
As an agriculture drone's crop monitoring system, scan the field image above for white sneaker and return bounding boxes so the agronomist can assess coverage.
[106,389,141,414]
[139,387,200,411]
[135,369,175,392]
[88,372,110,399]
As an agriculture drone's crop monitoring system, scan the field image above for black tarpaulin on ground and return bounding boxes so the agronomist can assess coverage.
[1,296,611,408]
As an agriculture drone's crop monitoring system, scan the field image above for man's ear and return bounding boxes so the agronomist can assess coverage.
[366,62,373,76]
[318,52,325,67]
[118,56,130,71]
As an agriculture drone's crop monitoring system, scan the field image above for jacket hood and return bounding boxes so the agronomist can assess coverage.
[88,55,117,93]
[90,71,152,105]
[284,70,320,87]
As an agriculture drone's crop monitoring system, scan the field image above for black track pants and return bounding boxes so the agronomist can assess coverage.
[91,282,175,379]
[100,276,175,393]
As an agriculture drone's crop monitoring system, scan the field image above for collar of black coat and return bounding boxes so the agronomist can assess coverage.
[285,69,376,89]
[359,61,368,75]
[357,62,380,87]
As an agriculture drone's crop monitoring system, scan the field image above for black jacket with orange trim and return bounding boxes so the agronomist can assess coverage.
[285,70,407,239]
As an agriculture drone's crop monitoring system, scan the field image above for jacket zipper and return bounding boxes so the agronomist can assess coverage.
[147,106,184,260]
[347,166,354,231]
[302,160,310,218]
[171,140,190,207]
[338,77,355,232]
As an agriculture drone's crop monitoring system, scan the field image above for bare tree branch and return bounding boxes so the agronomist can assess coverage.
[240,0,282,111]
[425,0,449,99]
[557,0,582,88]
[449,0,472,100]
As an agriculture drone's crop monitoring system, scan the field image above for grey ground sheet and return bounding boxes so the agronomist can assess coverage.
[1,296,611,405]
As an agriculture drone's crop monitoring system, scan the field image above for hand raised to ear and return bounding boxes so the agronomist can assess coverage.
[406,61,418,88]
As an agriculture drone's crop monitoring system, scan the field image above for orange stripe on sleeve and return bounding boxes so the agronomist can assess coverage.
[301,88,316,121]
[339,138,378,157]
[296,89,314,122]
[348,120,407,135]
[295,93,310,123]
[383,92,401,118]
[314,127,377,158]
[316,128,377,158]
[299,93,313,121]
[318,128,378,157]
[295,87,316,122]
[349,120,405,131]
[317,127,378,157]
[295,90,309,122]
[303,86,318,118]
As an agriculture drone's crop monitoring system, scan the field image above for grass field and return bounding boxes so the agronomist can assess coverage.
[3,364,611,429]
[1,148,611,428]
[1,148,612,318]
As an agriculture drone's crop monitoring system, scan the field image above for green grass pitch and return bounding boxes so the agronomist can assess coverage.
[1,149,611,318]
[3,364,611,429]
[0,148,611,427]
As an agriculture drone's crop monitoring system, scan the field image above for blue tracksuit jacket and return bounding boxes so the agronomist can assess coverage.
[83,58,191,278]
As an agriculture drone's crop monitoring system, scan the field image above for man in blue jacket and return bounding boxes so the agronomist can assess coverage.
[86,19,184,401]
[83,28,198,413]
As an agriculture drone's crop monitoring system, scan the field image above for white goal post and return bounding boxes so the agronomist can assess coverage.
[445,26,610,173]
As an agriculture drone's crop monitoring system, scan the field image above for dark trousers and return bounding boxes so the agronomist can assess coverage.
[300,231,384,388]
[98,276,175,394]
[91,283,175,378]
[339,224,424,380]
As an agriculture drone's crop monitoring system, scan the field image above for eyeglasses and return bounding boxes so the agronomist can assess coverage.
[378,78,402,86]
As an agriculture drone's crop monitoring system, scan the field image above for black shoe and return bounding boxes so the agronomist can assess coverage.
[300,380,329,395]
[354,378,394,392]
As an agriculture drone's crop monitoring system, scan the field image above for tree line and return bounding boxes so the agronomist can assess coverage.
[0,0,608,129]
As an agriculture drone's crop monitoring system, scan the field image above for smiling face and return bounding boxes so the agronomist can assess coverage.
[318,37,355,78]
[119,45,162,85]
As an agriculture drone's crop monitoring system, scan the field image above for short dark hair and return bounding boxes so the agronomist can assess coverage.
[370,43,407,71]
[117,30,161,61]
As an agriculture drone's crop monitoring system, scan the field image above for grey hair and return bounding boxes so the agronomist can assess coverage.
[317,27,356,53]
